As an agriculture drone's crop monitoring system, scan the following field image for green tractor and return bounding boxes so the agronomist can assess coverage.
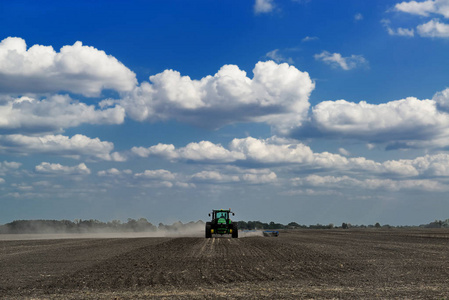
[205,209,238,238]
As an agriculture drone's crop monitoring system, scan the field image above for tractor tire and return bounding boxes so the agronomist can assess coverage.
[232,223,238,238]
[205,222,212,238]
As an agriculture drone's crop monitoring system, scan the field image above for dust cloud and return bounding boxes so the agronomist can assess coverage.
[239,230,264,238]
[0,221,205,240]
[0,223,266,240]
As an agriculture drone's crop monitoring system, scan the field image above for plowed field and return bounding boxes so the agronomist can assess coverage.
[1,229,449,299]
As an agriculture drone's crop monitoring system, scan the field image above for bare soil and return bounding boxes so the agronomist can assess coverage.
[1,229,449,299]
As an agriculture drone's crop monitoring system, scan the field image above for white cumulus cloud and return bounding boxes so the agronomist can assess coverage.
[395,0,449,18]
[118,61,314,132]
[433,87,449,111]
[0,134,118,160]
[0,37,137,96]
[190,171,240,183]
[132,169,194,188]
[135,169,176,181]
[229,136,314,164]
[0,94,125,134]
[300,96,449,149]
[127,136,449,180]
[132,141,245,163]
[397,153,449,176]
[177,141,246,162]
[97,168,124,177]
[242,171,277,184]
[0,160,21,175]
[294,174,447,192]
[417,18,449,37]
[391,1,449,39]
[35,162,91,175]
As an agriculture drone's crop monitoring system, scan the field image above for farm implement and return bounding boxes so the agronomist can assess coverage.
[263,230,279,237]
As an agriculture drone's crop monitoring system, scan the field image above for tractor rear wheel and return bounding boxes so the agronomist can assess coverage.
[205,222,212,238]
[232,223,238,238]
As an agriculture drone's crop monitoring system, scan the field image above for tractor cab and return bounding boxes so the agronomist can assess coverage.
[215,211,229,219]
[210,210,231,223]
[209,209,234,225]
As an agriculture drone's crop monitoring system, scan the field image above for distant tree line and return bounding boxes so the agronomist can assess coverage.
[337,219,449,229]
[1,218,448,234]
[420,219,449,228]
[236,221,332,230]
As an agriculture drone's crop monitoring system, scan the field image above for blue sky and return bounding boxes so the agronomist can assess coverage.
[1,0,449,226]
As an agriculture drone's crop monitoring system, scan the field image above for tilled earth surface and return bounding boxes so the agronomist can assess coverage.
[1,229,449,299]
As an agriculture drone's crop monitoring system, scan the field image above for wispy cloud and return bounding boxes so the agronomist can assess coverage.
[265,49,294,64]
[254,0,275,14]
[302,36,319,42]
[382,19,415,37]
[314,51,368,70]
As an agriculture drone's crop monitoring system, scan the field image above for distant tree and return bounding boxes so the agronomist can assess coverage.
[136,218,156,231]
[309,223,333,229]
[374,222,381,228]
[443,219,449,228]
[287,222,301,228]
[425,220,442,228]
[108,220,122,230]
[342,223,348,229]
[268,221,285,229]
[237,221,248,229]
[125,218,137,231]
